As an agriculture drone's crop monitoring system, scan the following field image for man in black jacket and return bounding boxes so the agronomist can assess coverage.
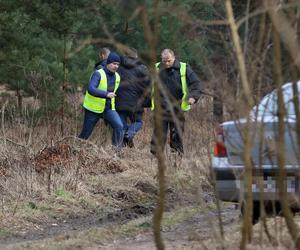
[151,48,202,155]
[94,47,110,70]
[116,48,151,147]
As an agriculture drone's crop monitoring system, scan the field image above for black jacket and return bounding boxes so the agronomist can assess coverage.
[156,59,202,116]
[116,56,151,113]
[94,59,107,70]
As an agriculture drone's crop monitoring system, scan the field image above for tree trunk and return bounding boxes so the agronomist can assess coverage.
[225,1,254,249]
[61,33,67,136]
[271,13,300,249]
[140,2,166,249]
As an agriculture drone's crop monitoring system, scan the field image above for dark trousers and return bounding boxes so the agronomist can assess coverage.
[151,114,185,155]
[79,108,124,148]
[118,111,143,140]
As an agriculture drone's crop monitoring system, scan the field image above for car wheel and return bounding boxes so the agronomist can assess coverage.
[240,201,260,224]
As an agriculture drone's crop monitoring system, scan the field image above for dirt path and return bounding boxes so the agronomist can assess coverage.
[1,203,240,250]
[0,204,154,248]
[93,205,240,250]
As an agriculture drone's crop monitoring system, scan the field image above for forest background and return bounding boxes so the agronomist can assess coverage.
[1,1,300,249]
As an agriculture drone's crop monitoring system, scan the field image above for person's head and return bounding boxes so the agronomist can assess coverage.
[106,52,121,73]
[99,47,110,60]
[161,49,175,68]
[125,47,138,59]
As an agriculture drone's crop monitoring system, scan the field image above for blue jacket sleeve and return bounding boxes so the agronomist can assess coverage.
[87,71,108,98]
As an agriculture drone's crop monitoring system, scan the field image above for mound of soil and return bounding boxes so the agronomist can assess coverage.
[32,143,74,173]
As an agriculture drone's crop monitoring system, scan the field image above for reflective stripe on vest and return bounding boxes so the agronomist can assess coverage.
[151,62,190,111]
[83,69,120,113]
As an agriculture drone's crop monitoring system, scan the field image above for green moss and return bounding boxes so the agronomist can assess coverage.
[54,188,73,201]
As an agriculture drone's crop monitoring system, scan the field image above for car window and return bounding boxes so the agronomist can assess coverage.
[250,81,300,120]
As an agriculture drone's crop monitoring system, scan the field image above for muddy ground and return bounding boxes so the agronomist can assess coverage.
[0,201,240,250]
[97,205,239,250]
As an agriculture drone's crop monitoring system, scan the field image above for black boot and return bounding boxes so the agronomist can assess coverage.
[123,137,129,147]
[127,138,134,148]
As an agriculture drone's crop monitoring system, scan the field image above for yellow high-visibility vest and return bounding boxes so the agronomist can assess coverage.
[83,69,120,113]
[151,62,190,111]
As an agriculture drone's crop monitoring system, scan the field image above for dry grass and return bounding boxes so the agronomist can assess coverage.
[0,96,299,249]
[0,99,214,248]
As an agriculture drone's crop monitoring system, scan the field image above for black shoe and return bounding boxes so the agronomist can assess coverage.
[127,138,134,148]
[123,137,129,147]
[170,147,184,155]
[150,149,156,156]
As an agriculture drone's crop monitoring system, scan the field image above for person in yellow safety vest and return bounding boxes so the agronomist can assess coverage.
[150,48,202,155]
[79,52,124,149]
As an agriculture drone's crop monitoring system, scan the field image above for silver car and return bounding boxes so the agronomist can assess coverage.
[212,81,300,220]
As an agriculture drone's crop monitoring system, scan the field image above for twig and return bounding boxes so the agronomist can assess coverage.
[0,137,27,148]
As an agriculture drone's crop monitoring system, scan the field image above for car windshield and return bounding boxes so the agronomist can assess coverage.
[250,81,300,120]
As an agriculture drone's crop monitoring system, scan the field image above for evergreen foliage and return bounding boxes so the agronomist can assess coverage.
[0,0,266,116]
